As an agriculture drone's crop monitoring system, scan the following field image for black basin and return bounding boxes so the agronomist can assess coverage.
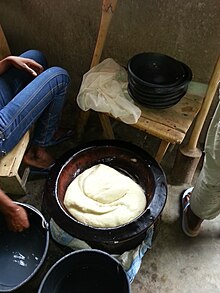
[42,140,167,254]
[38,249,130,293]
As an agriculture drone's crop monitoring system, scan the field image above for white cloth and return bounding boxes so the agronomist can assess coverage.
[191,98,220,219]
[50,218,154,283]
[76,58,141,124]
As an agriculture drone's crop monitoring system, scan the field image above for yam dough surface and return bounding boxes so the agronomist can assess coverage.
[64,164,146,228]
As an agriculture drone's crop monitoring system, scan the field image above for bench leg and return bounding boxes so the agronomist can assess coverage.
[0,167,30,197]
[155,140,170,163]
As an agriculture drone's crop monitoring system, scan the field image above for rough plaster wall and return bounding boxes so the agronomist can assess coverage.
[0,0,219,128]
[104,0,220,81]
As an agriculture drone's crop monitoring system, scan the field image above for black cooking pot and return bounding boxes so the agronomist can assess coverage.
[0,203,49,292]
[38,249,130,293]
[42,140,167,254]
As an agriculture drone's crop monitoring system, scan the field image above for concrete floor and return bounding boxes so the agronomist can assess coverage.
[10,115,220,293]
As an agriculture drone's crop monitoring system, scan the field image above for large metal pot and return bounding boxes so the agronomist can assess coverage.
[43,140,167,254]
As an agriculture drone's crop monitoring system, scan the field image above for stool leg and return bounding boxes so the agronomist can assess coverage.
[76,110,91,141]
[99,113,115,139]
[155,140,170,163]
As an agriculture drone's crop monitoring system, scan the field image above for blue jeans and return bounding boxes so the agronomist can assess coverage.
[0,50,70,156]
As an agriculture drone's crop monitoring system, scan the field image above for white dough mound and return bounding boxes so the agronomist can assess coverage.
[64,164,146,228]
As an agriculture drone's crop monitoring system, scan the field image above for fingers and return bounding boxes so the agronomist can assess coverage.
[23,63,38,76]
[28,59,44,74]
[22,58,44,76]
[9,56,44,76]
[6,207,30,233]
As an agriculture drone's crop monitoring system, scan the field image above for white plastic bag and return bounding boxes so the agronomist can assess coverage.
[76,58,141,124]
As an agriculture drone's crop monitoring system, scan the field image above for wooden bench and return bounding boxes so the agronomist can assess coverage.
[0,25,30,195]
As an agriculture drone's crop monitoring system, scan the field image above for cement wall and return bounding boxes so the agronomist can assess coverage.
[0,0,219,127]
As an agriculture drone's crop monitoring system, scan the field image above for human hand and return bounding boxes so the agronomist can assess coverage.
[8,56,44,76]
[5,205,30,232]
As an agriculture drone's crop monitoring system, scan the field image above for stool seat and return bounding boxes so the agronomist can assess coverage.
[134,93,203,144]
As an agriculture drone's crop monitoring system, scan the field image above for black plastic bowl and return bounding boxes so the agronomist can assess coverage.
[38,249,130,293]
[0,203,49,292]
[127,84,187,109]
[127,53,192,109]
[128,62,191,96]
[42,140,167,254]
[128,82,187,101]
[127,52,187,88]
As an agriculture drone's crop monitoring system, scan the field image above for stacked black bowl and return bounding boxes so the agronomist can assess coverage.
[127,52,192,109]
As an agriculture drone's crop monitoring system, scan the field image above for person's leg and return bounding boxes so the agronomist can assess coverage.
[0,50,47,109]
[31,68,70,147]
[0,66,70,167]
[182,100,220,236]
[191,100,220,218]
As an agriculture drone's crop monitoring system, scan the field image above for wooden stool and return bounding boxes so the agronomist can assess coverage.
[77,82,206,163]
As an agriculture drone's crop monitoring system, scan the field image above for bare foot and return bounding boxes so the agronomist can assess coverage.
[23,145,55,169]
